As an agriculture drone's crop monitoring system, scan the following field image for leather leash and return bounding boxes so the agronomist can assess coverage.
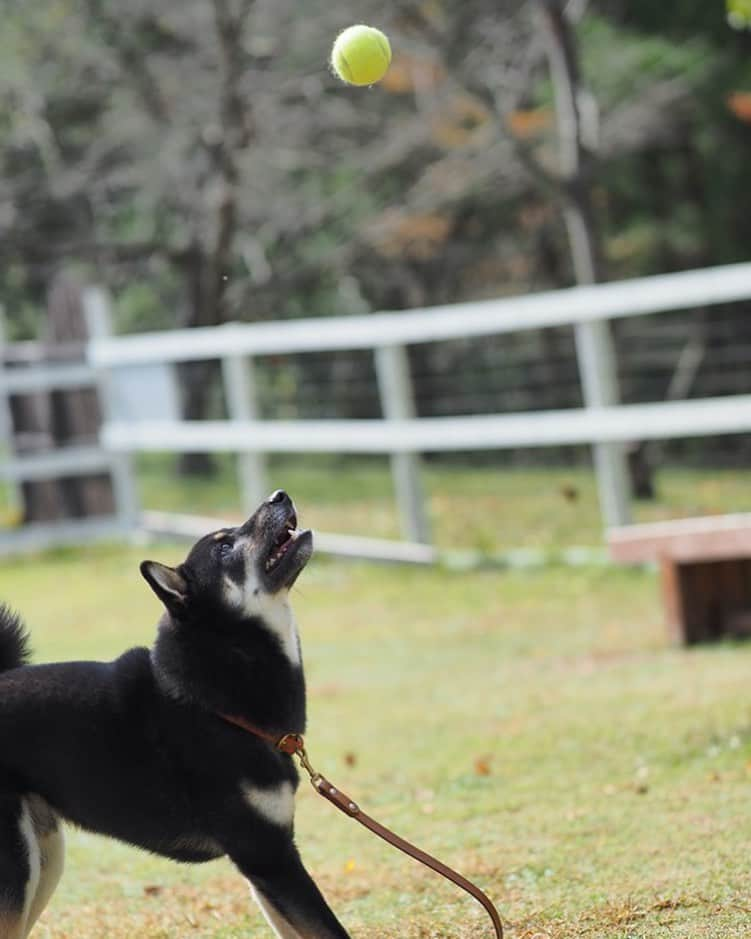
[220,714,503,938]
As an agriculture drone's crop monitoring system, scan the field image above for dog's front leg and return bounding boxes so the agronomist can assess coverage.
[228,840,351,939]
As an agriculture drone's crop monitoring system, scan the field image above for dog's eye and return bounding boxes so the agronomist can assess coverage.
[218,541,233,557]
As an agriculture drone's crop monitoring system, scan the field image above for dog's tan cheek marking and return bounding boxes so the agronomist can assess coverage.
[240,781,295,828]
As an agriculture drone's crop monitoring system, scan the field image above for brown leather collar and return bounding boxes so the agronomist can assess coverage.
[216,711,504,937]
[217,712,303,756]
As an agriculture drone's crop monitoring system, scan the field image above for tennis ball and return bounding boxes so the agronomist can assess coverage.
[331,25,392,87]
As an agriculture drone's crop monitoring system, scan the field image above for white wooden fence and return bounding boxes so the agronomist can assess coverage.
[2,262,751,558]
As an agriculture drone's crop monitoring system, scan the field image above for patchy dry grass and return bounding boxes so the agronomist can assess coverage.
[2,465,751,936]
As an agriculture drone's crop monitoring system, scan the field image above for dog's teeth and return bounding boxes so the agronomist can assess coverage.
[265,529,302,573]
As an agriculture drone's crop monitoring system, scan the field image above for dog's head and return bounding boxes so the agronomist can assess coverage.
[140,490,313,626]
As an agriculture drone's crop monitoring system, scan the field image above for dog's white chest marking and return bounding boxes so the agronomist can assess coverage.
[223,577,302,667]
[256,595,301,667]
[241,780,295,828]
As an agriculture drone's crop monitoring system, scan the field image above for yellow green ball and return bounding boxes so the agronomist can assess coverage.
[331,25,392,87]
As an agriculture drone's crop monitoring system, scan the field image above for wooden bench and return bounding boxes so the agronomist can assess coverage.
[608,514,751,644]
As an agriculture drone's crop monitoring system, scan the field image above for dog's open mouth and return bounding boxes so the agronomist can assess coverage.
[261,511,313,590]
[265,513,299,572]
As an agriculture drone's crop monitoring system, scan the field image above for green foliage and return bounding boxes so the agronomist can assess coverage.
[619,0,731,38]
[115,276,182,334]
[575,8,751,278]
[578,14,713,109]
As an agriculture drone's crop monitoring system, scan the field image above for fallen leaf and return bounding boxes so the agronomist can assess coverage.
[474,755,493,776]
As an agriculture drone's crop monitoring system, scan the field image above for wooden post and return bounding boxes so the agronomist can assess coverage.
[659,557,687,645]
[82,286,139,531]
[221,353,267,515]
[374,344,431,545]
[46,276,115,519]
[4,281,104,524]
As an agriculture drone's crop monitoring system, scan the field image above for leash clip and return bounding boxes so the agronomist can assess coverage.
[277,733,322,787]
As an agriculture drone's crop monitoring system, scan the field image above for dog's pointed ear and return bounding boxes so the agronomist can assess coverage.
[140,561,188,614]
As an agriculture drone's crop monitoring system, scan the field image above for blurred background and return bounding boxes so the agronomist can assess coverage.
[1,0,751,552]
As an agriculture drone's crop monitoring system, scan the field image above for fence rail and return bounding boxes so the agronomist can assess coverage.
[102,394,751,454]
[89,262,751,365]
[2,446,114,482]
[0,362,97,395]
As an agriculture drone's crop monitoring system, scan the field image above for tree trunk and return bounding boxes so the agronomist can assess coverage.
[10,274,115,522]
[175,243,220,477]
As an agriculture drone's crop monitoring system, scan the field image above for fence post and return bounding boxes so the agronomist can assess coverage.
[374,344,431,545]
[0,308,23,523]
[82,287,139,532]
[222,353,267,515]
[574,321,631,527]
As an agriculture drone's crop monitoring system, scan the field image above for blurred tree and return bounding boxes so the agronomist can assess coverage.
[0,1,706,313]
[1,0,749,474]
[2,0,277,472]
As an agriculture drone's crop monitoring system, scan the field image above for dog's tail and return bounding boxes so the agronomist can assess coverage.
[0,605,31,672]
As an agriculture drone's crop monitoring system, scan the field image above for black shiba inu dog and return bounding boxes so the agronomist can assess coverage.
[0,490,351,938]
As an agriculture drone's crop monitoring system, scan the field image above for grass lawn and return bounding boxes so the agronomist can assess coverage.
[1,528,750,937]
[136,456,751,553]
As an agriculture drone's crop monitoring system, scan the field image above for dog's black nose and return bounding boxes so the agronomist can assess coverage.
[268,489,289,506]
